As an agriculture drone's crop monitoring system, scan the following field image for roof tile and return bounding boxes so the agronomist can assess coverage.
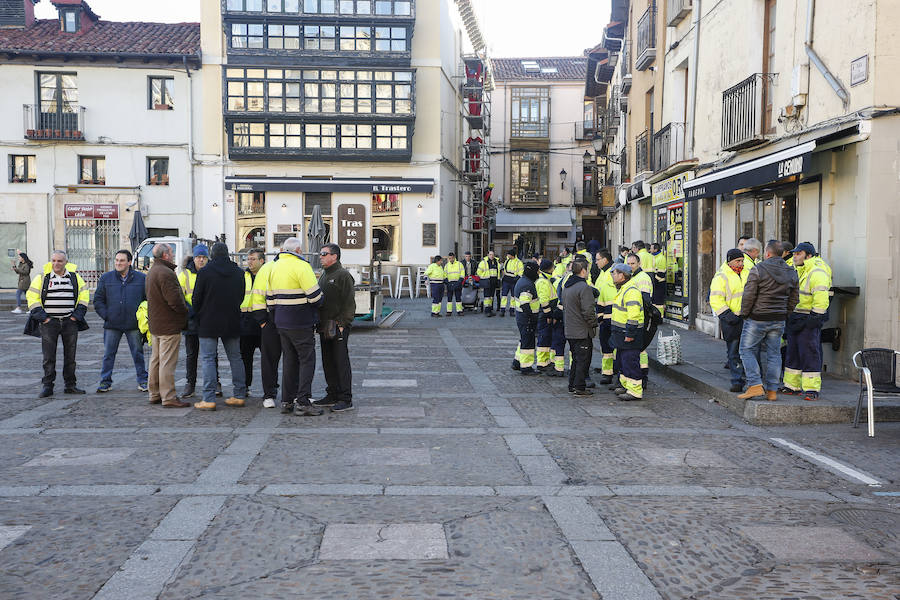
[491,57,588,81]
[0,19,200,57]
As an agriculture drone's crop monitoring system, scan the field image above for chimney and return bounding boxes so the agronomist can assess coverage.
[0,0,38,29]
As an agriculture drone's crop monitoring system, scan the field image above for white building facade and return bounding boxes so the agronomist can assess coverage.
[0,0,201,287]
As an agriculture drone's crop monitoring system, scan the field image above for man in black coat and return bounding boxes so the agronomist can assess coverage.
[192,242,247,410]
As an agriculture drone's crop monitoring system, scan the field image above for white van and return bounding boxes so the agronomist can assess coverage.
[133,237,195,272]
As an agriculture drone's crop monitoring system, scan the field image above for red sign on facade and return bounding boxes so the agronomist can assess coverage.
[64,204,119,219]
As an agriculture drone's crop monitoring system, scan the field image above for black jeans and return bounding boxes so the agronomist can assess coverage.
[184,333,217,386]
[280,327,316,405]
[240,334,261,388]
[567,337,593,391]
[41,318,78,387]
[321,329,352,402]
[260,322,282,400]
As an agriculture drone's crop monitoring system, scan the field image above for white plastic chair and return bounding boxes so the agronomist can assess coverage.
[395,266,413,299]
[415,266,429,298]
[380,272,393,297]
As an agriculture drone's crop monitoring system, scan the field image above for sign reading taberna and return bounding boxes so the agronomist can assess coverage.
[224,177,434,194]
[683,142,815,200]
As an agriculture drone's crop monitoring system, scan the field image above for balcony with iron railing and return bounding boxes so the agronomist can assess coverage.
[575,121,595,141]
[635,3,656,71]
[652,122,685,172]
[509,190,549,208]
[722,73,773,151]
[23,104,85,140]
[667,0,692,26]
[621,40,632,92]
[635,129,651,174]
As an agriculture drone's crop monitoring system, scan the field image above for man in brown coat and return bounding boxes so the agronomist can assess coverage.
[146,244,189,407]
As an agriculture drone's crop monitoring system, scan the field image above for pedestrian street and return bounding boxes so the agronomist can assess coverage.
[0,303,897,599]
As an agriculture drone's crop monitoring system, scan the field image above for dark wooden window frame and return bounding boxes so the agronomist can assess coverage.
[9,155,37,183]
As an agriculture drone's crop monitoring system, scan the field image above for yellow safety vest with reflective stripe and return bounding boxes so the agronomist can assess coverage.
[266,252,323,329]
[476,258,498,279]
[652,251,667,282]
[593,267,617,320]
[444,261,464,282]
[709,262,744,316]
[250,260,273,313]
[535,271,557,315]
[741,253,757,284]
[638,249,653,273]
[611,280,644,331]
[240,270,253,313]
[632,269,653,298]
[810,256,833,297]
[424,263,446,284]
[136,300,151,346]
[26,262,89,314]
[794,262,830,315]
[551,259,567,279]
[516,281,540,313]
[502,257,523,278]
[177,269,197,306]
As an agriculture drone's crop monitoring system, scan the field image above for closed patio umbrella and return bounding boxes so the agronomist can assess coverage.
[307,204,328,270]
[128,209,149,252]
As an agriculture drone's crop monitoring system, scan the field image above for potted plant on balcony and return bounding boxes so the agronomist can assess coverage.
[73,130,82,139]
[41,129,51,138]
[154,103,172,110]
[26,129,35,137]
[54,129,62,137]
[64,130,72,138]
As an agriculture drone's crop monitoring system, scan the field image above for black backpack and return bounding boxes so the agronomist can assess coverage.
[641,293,662,350]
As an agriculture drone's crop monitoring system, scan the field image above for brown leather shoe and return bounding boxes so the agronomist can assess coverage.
[737,384,765,399]
[765,390,777,401]
[149,397,162,405]
[162,399,190,408]
[193,400,216,411]
[225,397,245,407]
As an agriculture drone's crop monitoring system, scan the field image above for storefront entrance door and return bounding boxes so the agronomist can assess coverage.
[0,223,26,289]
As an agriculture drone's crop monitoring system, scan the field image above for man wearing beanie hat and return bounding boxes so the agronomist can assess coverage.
[781,242,831,400]
[609,262,644,400]
[178,244,220,399]
[511,262,540,375]
[534,259,561,375]
[710,249,746,392]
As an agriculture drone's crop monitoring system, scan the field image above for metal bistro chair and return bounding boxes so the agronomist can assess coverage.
[851,348,900,437]
[415,266,429,298]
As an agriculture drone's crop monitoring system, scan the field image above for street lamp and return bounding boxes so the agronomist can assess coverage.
[559,168,567,190]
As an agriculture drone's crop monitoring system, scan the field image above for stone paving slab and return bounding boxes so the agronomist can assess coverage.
[0,496,178,600]
[159,496,600,600]
[242,433,528,486]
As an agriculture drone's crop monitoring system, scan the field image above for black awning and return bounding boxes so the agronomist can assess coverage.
[626,179,651,202]
[683,141,815,200]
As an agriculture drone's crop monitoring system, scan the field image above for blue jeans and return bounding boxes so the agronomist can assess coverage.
[100,328,147,386]
[726,337,745,387]
[15,289,25,308]
[739,319,784,391]
[200,337,246,403]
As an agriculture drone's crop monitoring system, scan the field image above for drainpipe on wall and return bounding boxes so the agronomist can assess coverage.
[686,0,701,157]
[184,55,197,236]
[805,0,850,109]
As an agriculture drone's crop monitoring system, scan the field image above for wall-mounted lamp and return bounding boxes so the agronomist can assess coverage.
[281,203,287,208]
[212,202,219,208]
[559,168,568,190]
[417,203,423,209]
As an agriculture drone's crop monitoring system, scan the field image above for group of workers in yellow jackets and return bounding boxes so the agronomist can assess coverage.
[709,238,832,401]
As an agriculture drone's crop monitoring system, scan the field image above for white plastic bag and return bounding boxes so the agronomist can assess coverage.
[656,330,682,366]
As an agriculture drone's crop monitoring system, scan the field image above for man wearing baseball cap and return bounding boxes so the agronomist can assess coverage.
[709,249,746,392]
[609,262,644,400]
[781,242,830,400]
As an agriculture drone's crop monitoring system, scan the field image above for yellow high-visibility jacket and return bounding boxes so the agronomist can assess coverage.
[444,261,464,282]
[795,262,830,315]
[638,249,653,273]
[593,267,618,320]
[424,263,446,284]
[265,252,323,329]
[652,251,667,282]
[611,280,644,349]
[535,271,558,316]
[502,257,523,279]
[477,258,498,279]
[136,300,151,345]
[26,262,89,321]
[709,261,744,316]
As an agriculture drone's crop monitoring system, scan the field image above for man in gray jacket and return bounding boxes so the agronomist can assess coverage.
[561,259,598,395]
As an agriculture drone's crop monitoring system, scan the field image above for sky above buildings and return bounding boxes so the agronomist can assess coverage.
[34,0,610,58]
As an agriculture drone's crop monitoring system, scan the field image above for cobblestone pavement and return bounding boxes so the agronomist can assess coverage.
[0,299,897,599]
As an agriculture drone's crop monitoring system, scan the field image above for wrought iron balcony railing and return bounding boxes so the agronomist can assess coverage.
[667,0,692,27]
[721,73,773,151]
[635,3,656,71]
[652,122,685,172]
[24,104,85,140]
[635,129,651,174]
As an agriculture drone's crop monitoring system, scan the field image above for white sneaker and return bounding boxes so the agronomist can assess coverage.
[262,398,276,408]
[11,307,22,314]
